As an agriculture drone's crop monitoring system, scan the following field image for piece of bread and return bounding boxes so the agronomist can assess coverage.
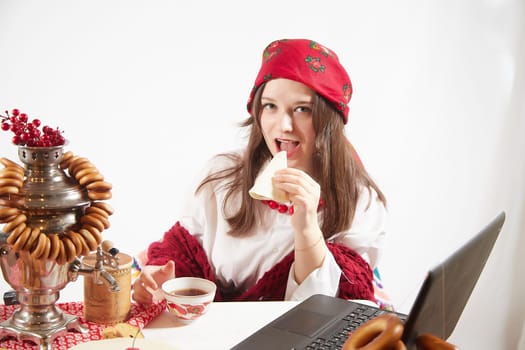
[249,151,289,203]
[102,322,144,339]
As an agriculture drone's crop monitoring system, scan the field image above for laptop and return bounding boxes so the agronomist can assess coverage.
[231,211,505,350]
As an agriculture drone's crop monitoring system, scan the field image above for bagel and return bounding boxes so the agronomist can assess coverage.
[0,214,18,224]
[0,157,24,170]
[416,333,458,350]
[87,190,112,201]
[69,159,93,176]
[67,156,89,175]
[81,224,103,245]
[5,222,27,245]
[60,151,75,169]
[0,207,19,221]
[0,186,19,195]
[79,172,104,186]
[22,227,41,252]
[0,163,24,174]
[80,214,105,232]
[2,163,24,173]
[0,178,24,188]
[30,233,48,259]
[37,234,51,260]
[56,239,67,265]
[91,201,114,216]
[85,205,109,218]
[77,231,92,256]
[85,212,110,229]
[343,314,406,350]
[65,230,85,256]
[78,228,99,251]
[86,180,112,192]
[47,233,61,261]
[0,169,24,181]
[12,226,32,252]
[3,213,27,233]
[61,235,77,262]
[74,166,98,181]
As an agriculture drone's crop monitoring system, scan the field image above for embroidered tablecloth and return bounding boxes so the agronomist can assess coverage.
[0,300,166,349]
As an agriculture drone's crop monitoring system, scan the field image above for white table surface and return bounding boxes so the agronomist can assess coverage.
[1,278,298,350]
[143,301,299,350]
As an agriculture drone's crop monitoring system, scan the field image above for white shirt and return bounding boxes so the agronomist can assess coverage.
[179,153,386,301]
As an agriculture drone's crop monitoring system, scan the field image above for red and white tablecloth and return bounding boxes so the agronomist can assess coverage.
[0,300,166,349]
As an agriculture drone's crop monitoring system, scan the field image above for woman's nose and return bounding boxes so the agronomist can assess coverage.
[280,113,293,132]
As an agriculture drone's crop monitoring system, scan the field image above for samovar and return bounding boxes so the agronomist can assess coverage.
[0,145,118,350]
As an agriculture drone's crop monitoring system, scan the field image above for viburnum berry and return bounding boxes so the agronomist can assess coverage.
[0,108,66,147]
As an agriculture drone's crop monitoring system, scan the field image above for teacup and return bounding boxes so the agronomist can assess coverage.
[161,277,216,323]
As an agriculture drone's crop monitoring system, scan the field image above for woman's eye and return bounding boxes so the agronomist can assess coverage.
[295,106,312,113]
[262,103,276,110]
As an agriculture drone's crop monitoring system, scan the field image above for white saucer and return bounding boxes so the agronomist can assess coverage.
[69,338,179,350]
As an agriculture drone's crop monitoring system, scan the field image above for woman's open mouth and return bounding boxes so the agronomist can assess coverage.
[276,138,299,156]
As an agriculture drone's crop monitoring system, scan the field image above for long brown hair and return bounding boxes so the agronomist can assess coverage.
[197,83,386,238]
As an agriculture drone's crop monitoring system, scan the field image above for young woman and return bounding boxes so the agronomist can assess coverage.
[132,38,387,305]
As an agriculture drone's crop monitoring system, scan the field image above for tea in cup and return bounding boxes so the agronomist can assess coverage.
[161,277,216,323]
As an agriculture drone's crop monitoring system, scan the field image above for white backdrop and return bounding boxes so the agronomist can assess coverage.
[1,1,524,349]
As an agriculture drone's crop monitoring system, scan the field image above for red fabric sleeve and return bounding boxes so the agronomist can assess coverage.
[146,222,374,302]
[328,243,374,301]
[146,222,216,281]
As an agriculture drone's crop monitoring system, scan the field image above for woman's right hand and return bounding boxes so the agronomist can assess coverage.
[131,260,175,305]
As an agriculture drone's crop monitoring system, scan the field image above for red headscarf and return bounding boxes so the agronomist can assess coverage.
[247,38,353,124]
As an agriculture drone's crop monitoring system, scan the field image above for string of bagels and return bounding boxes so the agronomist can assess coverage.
[0,151,113,265]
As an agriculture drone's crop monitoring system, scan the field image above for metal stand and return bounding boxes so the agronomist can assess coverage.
[0,289,88,350]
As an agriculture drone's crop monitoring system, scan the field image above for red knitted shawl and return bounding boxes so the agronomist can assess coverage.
[146,222,374,302]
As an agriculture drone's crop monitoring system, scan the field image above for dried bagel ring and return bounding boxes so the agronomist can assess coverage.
[85,212,110,229]
[3,214,27,233]
[0,157,24,170]
[12,226,32,252]
[80,214,105,232]
[79,172,104,186]
[37,234,51,260]
[343,314,406,350]
[86,180,112,192]
[0,168,25,180]
[56,239,67,265]
[87,190,112,201]
[82,224,103,245]
[70,159,94,176]
[65,230,85,256]
[68,156,89,175]
[61,235,77,263]
[416,333,458,350]
[70,160,96,179]
[74,166,98,181]
[30,233,48,259]
[0,186,19,195]
[60,151,75,170]
[76,230,91,256]
[6,222,27,245]
[22,227,41,252]
[78,228,98,251]
[91,201,114,216]
[0,178,24,188]
[85,205,109,218]
[48,233,61,261]
[0,207,19,221]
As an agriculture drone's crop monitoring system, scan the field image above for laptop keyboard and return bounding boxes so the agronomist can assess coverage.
[303,306,405,350]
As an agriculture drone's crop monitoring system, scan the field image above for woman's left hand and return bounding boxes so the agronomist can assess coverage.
[273,168,321,235]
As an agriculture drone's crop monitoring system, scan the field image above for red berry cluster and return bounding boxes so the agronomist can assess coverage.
[1,108,65,147]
